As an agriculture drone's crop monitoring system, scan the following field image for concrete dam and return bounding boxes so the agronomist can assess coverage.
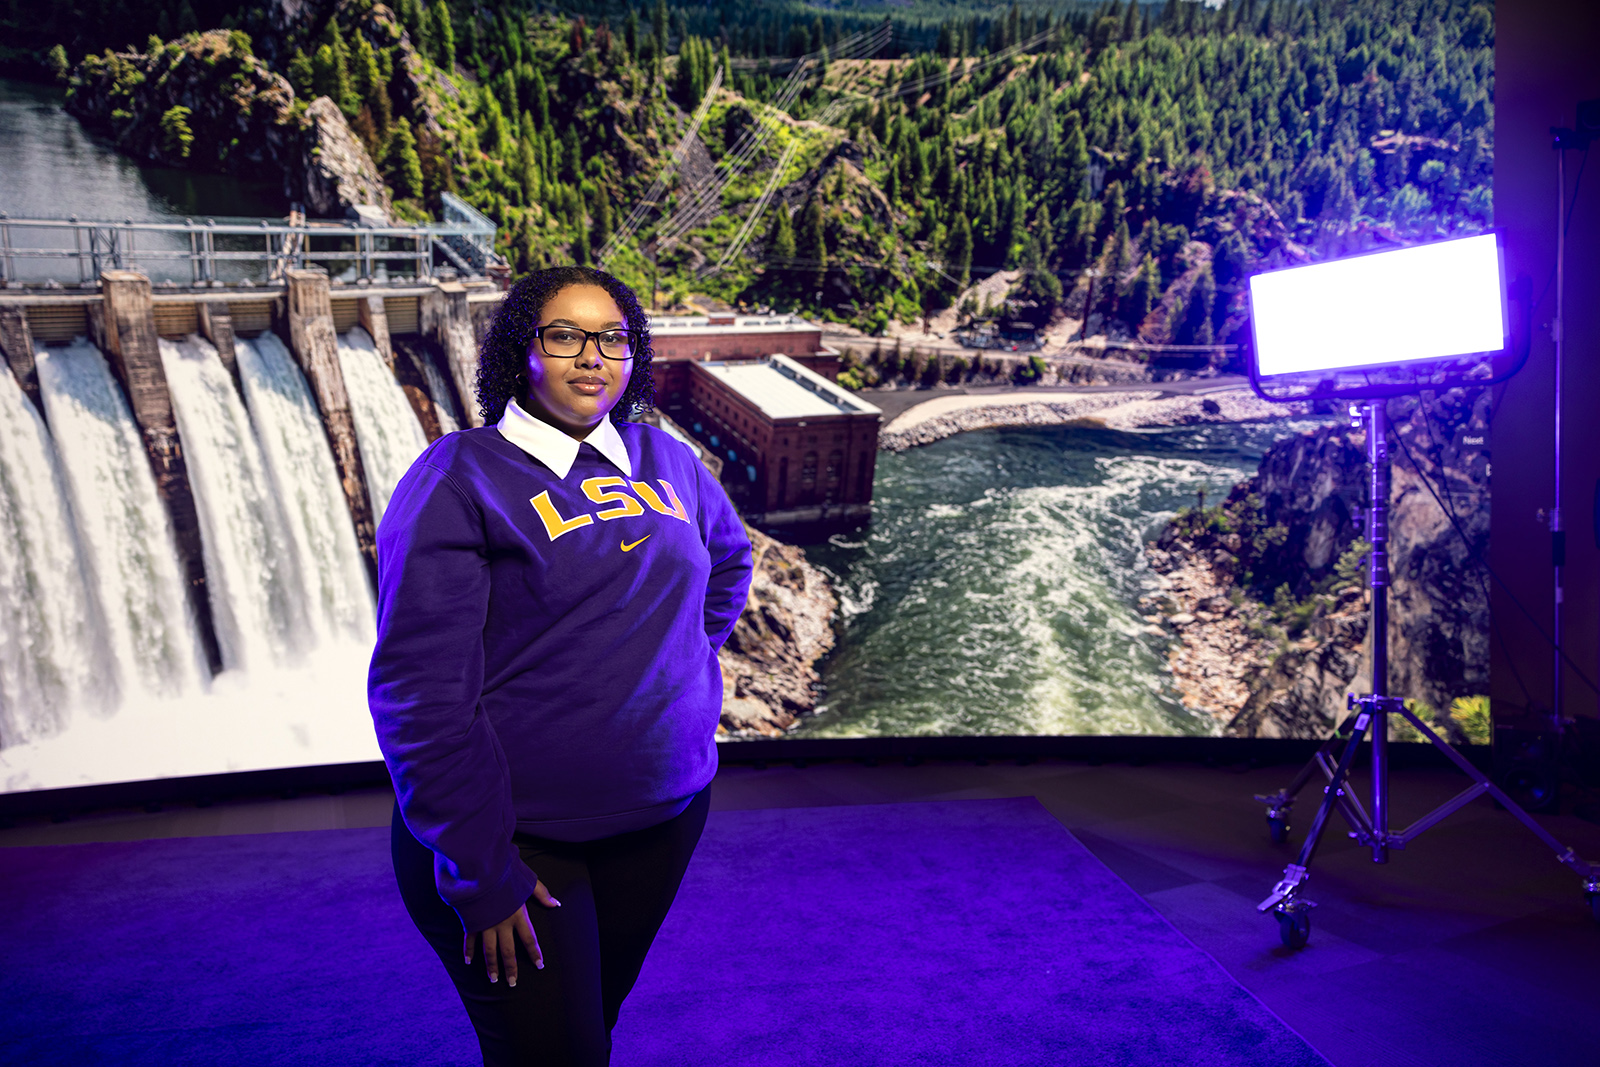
[0,262,504,785]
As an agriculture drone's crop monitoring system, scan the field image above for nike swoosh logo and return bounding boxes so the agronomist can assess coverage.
[620,535,652,552]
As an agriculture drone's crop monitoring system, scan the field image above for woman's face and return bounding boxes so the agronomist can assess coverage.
[523,283,634,439]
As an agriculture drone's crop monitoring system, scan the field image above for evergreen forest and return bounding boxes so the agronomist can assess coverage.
[4,0,1494,355]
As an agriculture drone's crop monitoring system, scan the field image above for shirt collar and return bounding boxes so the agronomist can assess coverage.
[496,398,633,480]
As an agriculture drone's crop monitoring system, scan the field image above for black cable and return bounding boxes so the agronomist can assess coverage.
[1413,393,1600,800]
[1410,392,1537,708]
[1490,141,1589,424]
[1390,402,1600,697]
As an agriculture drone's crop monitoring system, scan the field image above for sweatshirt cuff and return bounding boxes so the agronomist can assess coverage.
[449,856,540,934]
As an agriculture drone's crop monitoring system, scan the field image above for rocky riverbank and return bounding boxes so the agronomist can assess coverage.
[1143,390,1490,739]
[879,386,1312,452]
[717,526,838,738]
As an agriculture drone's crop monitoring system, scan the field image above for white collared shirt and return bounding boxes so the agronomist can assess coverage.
[495,398,634,480]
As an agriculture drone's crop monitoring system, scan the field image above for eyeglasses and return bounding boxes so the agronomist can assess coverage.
[531,325,636,361]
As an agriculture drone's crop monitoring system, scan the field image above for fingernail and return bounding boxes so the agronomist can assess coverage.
[552,899,561,907]
[489,975,497,984]
[509,978,516,987]
[536,960,545,970]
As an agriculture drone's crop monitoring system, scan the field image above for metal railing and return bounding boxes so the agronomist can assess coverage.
[0,198,501,288]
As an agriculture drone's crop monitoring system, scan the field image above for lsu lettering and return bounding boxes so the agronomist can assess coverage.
[629,479,689,523]
[530,491,594,541]
[582,477,645,520]
[529,478,692,543]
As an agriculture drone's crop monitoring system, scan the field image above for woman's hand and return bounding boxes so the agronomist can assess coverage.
[465,879,562,987]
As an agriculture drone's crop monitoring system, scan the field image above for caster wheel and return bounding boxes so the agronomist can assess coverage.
[1277,909,1311,949]
[1267,816,1289,844]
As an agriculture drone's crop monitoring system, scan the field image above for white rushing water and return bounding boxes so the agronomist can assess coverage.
[159,335,309,672]
[34,339,206,703]
[417,351,461,434]
[236,333,373,644]
[0,366,109,745]
[337,326,429,522]
[0,333,401,791]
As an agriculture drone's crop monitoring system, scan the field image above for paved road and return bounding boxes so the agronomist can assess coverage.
[855,376,1251,423]
[820,329,1214,371]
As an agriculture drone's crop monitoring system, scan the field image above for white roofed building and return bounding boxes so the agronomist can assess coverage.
[682,354,881,527]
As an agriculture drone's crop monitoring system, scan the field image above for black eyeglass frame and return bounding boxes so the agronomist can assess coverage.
[530,325,637,362]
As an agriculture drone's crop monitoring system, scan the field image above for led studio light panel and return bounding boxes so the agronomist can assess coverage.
[1249,233,1507,378]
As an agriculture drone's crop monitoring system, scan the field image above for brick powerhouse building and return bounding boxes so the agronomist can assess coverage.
[647,314,838,423]
[683,355,881,528]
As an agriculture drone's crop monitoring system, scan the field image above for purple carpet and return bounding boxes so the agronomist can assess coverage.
[0,797,1327,1066]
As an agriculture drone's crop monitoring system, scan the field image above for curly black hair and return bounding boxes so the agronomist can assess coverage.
[475,266,655,427]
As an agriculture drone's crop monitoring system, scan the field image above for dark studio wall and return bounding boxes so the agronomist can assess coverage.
[1492,0,1600,724]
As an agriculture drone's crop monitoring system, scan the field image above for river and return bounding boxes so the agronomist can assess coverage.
[0,77,286,285]
[794,417,1331,738]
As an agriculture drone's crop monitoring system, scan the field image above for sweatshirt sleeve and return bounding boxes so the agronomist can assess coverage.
[693,454,754,651]
[368,459,539,935]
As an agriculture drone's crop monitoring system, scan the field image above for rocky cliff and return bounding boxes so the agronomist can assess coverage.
[65,29,388,218]
[1144,389,1489,738]
[717,526,839,738]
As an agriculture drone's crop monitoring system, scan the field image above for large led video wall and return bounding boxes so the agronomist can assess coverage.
[0,0,1495,793]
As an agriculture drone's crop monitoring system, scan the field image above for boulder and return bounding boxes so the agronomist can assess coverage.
[717,527,838,738]
[300,97,392,219]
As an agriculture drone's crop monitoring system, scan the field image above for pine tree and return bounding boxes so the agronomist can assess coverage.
[312,27,355,118]
[399,0,424,43]
[386,118,424,200]
[1180,263,1215,345]
[531,69,550,131]
[591,185,612,252]
[517,136,541,205]
[1101,181,1126,238]
[1111,220,1132,277]
[769,205,796,261]
[797,199,826,289]
[561,125,581,183]
[352,32,390,135]
[430,0,455,71]
[934,146,957,198]
[160,106,195,160]
[652,0,668,56]
[1122,255,1158,331]
[288,49,314,98]
[495,69,517,122]
[574,211,591,265]
[944,213,973,293]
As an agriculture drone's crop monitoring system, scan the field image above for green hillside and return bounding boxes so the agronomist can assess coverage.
[11,0,1493,347]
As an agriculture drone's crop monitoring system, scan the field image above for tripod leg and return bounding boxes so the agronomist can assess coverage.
[1258,711,1373,916]
[1385,704,1600,921]
[1256,716,1359,842]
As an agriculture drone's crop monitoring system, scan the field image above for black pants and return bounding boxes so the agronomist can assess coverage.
[391,786,711,1067]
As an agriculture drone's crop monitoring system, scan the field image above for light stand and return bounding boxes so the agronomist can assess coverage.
[1241,231,1600,948]
[1253,398,1600,947]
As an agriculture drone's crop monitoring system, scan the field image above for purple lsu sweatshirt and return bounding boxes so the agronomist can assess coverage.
[368,421,753,933]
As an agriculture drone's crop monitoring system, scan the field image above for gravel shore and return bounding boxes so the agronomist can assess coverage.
[878,386,1313,451]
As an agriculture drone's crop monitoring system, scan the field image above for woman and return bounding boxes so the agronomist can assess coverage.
[370,266,753,1065]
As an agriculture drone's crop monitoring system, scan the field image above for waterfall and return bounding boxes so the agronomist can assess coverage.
[0,366,110,746]
[236,333,373,644]
[159,335,309,673]
[336,327,429,522]
[33,339,205,706]
[418,353,461,434]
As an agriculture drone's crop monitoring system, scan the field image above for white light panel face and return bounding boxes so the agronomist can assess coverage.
[1250,233,1505,377]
